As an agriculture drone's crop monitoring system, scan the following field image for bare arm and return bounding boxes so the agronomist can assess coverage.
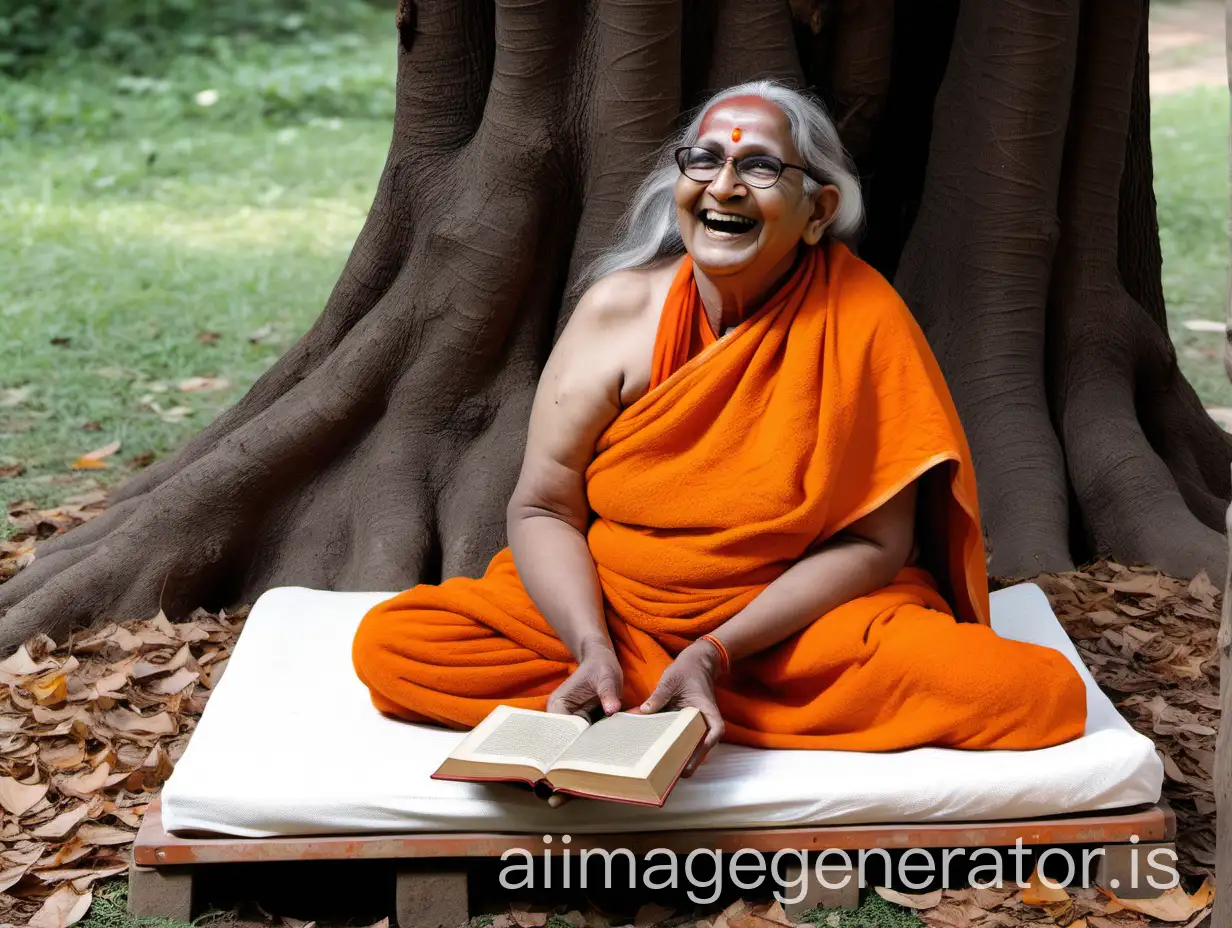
[506,275,645,663]
[701,480,919,664]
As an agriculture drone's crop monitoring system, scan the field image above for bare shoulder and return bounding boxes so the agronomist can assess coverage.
[565,260,683,407]
[570,260,678,331]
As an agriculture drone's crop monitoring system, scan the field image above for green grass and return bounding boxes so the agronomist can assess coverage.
[0,10,395,523]
[796,894,922,927]
[76,877,210,928]
[1153,85,1231,407]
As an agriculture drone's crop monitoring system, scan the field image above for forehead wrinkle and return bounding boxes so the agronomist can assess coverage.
[698,96,788,132]
[697,98,794,158]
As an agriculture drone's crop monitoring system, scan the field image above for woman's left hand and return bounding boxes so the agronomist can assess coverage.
[631,642,724,776]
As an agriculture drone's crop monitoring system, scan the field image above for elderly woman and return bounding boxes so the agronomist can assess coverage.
[352,81,1087,775]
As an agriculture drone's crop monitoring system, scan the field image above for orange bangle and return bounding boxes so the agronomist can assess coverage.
[699,634,731,677]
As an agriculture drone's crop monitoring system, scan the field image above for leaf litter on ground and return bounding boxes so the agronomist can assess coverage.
[0,502,246,925]
[0,498,1223,928]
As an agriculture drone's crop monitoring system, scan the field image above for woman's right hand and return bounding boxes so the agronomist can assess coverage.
[546,637,623,718]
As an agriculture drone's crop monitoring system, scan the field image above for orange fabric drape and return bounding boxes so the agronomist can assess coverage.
[352,241,1087,751]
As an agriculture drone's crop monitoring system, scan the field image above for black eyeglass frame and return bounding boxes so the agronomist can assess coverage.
[673,146,819,189]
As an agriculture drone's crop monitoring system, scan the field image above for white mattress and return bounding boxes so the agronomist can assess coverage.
[161,583,1162,837]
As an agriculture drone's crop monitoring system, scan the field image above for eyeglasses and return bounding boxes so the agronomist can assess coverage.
[674,146,816,189]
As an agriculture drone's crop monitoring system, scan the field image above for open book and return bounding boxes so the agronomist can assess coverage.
[432,705,706,806]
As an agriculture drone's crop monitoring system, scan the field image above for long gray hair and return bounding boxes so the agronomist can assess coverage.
[575,81,863,295]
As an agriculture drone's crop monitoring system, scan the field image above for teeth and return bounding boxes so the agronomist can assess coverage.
[702,209,756,227]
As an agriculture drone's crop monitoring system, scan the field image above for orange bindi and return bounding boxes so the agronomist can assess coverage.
[731,127,742,142]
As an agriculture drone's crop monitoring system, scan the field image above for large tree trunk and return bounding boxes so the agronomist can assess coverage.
[0,0,1228,650]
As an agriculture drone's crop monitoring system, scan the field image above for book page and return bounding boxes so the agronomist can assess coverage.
[552,711,683,770]
[471,712,586,770]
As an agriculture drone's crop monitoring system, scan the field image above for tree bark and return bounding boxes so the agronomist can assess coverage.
[0,0,1228,650]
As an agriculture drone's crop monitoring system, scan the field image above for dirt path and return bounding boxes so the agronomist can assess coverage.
[1150,0,1225,94]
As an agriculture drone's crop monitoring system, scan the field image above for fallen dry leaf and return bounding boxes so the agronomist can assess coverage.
[54,763,113,800]
[875,887,944,909]
[70,440,120,471]
[919,902,971,928]
[1099,883,1204,921]
[30,673,67,706]
[132,643,191,680]
[177,375,231,393]
[970,886,1016,909]
[0,847,43,892]
[0,641,59,680]
[31,836,93,870]
[75,823,137,845]
[1189,877,1214,908]
[35,863,128,890]
[147,666,199,696]
[0,775,49,815]
[27,883,92,928]
[1020,865,1072,906]
[760,901,789,926]
[0,386,31,407]
[634,903,675,928]
[30,803,91,840]
[103,707,177,735]
[510,904,548,928]
[136,398,192,423]
[712,900,750,928]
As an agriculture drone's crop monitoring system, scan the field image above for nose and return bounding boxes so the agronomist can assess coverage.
[706,158,744,199]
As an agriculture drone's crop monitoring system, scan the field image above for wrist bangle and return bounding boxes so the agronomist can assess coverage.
[698,634,731,677]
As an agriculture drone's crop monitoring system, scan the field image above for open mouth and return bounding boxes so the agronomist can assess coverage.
[698,208,759,237]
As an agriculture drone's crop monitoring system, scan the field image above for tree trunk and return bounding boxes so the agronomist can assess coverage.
[0,0,1228,650]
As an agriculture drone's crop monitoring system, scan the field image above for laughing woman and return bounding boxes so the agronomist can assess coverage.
[351,80,1087,775]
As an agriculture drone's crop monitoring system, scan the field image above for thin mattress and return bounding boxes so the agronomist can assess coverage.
[160,583,1163,837]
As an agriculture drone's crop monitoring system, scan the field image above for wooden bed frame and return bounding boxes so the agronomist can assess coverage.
[127,796,1176,927]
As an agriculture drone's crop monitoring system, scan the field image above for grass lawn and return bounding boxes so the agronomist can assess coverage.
[1154,85,1231,407]
[0,10,394,536]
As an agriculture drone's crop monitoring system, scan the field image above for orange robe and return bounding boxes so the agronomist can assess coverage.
[352,241,1087,751]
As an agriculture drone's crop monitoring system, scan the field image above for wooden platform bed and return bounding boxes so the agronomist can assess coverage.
[127,796,1177,928]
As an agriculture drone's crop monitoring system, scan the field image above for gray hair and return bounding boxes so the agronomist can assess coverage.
[575,80,863,294]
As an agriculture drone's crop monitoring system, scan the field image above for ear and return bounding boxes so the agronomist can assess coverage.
[802,185,841,246]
